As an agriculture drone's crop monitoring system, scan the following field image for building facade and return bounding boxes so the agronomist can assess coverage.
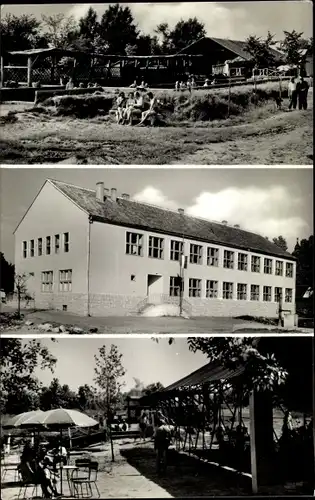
[14,179,296,318]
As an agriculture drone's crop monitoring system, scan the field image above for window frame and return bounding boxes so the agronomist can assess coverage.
[41,270,53,292]
[207,247,219,267]
[275,260,283,276]
[189,244,203,265]
[189,278,202,297]
[170,240,183,261]
[148,235,164,260]
[250,284,260,301]
[223,250,234,269]
[46,236,51,255]
[38,238,43,257]
[263,285,272,302]
[63,232,70,253]
[263,258,273,275]
[237,252,248,271]
[223,281,233,299]
[206,280,218,298]
[59,269,72,292]
[22,241,27,259]
[285,288,293,303]
[251,255,261,273]
[125,231,143,257]
[169,276,180,297]
[237,283,247,300]
[286,262,294,278]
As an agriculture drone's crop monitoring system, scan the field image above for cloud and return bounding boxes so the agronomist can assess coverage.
[133,184,310,251]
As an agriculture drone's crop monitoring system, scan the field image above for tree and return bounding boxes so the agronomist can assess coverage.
[272,236,288,252]
[94,344,125,418]
[154,23,171,53]
[99,4,139,54]
[0,339,56,414]
[141,382,164,397]
[41,14,78,49]
[168,18,206,53]
[280,30,310,66]
[71,7,102,53]
[40,378,78,410]
[77,384,96,411]
[245,31,276,67]
[0,253,15,294]
[0,13,44,53]
[14,272,29,318]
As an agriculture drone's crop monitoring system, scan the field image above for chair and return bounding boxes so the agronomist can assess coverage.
[1,454,20,482]
[17,479,42,500]
[71,461,100,498]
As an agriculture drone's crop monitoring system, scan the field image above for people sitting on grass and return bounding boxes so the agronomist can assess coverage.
[116,91,126,124]
[125,90,145,125]
[137,91,160,126]
[138,80,148,90]
[129,80,137,88]
[203,78,210,87]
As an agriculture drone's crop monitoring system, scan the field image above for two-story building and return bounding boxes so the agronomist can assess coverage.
[14,179,296,318]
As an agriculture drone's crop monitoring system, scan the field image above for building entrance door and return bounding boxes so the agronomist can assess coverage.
[147,274,163,304]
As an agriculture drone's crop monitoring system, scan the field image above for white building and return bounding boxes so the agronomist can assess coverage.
[14,179,296,318]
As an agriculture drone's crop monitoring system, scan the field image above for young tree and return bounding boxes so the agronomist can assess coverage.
[280,30,310,66]
[14,272,29,318]
[245,31,276,68]
[272,236,288,252]
[94,344,126,418]
[41,13,78,49]
[0,13,44,53]
[0,339,56,414]
[0,253,15,294]
[168,17,206,53]
[99,4,139,54]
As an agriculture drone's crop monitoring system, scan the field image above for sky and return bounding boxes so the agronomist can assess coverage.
[1,2,313,41]
[0,167,313,261]
[32,337,208,391]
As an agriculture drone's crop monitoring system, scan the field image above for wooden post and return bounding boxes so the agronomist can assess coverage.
[249,390,274,494]
[0,56,4,87]
[110,427,115,462]
[27,57,32,87]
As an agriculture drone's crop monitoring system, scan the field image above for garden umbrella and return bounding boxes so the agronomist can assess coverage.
[2,410,45,451]
[21,409,99,496]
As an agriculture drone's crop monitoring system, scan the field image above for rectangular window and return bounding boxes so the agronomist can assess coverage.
[223,282,233,299]
[238,253,248,271]
[126,232,143,256]
[264,258,272,275]
[59,269,72,292]
[207,247,219,267]
[55,234,60,254]
[274,287,282,303]
[170,240,183,261]
[206,280,218,298]
[285,288,293,303]
[237,283,247,300]
[250,285,260,301]
[148,236,164,259]
[30,240,34,257]
[38,238,42,257]
[263,286,272,302]
[189,278,201,297]
[169,276,180,297]
[251,255,261,273]
[286,262,294,278]
[46,236,51,255]
[23,241,27,259]
[275,260,283,276]
[41,271,53,292]
[190,244,203,265]
[223,250,234,269]
[63,232,69,253]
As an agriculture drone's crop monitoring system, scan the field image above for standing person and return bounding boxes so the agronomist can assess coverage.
[288,77,297,110]
[139,410,148,441]
[297,76,309,110]
[175,81,179,91]
[154,418,173,475]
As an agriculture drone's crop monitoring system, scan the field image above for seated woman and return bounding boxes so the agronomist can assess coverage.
[19,442,58,498]
[125,91,145,125]
[138,92,159,126]
[37,447,60,498]
[115,92,126,124]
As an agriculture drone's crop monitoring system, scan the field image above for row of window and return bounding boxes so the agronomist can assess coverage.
[23,233,70,258]
[169,277,293,303]
[41,270,72,292]
[126,232,294,277]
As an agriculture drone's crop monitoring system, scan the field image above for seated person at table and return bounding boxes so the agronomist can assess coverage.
[51,441,68,466]
[38,448,60,498]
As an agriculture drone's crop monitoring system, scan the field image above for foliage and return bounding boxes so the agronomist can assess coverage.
[272,236,288,252]
[0,339,57,414]
[0,253,15,293]
[77,384,97,410]
[168,18,206,53]
[40,378,78,410]
[292,235,313,318]
[0,14,44,53]
[93,344,126,417]
[99,4,139,55]
[41,14,78,49]
[141,382,164,397]
[245,31,277,67]
[14,272,30,317]
[280,30,311,66]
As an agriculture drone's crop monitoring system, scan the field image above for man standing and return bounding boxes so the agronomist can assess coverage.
[297,76,309,110]
[288,77,297,110]
[154,418,173,474]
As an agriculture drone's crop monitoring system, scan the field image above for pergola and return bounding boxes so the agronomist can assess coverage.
[140,359,275,494]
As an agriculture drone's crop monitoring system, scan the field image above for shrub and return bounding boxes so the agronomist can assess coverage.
[52,94,114,118]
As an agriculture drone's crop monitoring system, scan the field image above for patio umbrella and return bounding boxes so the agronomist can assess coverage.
[21,409,99,496]
[2,410,45,451]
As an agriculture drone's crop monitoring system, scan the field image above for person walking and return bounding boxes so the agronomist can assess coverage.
[297,76,309,110]
[288,77,297,110]
[154,418,173,475]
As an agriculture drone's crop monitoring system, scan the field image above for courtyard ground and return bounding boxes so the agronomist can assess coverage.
[0,95,312,164]
[0,306,308,334]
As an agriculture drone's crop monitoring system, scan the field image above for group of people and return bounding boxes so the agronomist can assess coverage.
[288,76,309,110]
[18,440,68,498]
[175,76,197,92]
[115,90,159,125]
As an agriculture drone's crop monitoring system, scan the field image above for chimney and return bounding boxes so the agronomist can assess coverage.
[222,220,228,225]
[111,188,117,202]
[178,208,184,214]
[234,224,240,228]
[96,182,104,201]
[121,193,130,200]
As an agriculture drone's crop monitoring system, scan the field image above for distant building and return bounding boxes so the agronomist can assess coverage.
[14,179,296,318]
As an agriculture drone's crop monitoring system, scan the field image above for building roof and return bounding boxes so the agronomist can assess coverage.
[48,179,294,260]
[176,37,283,63]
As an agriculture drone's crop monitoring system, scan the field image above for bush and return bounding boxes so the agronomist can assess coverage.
[52,94,114,118]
